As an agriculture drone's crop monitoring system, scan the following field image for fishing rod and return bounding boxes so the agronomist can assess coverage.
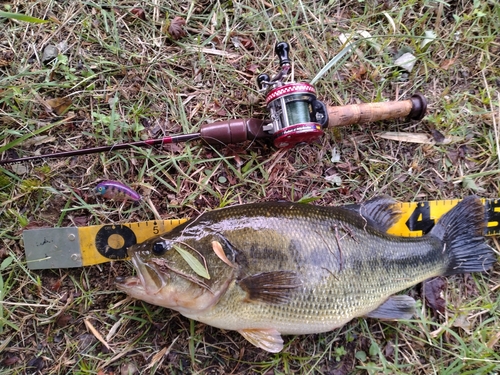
[0,42,426,166]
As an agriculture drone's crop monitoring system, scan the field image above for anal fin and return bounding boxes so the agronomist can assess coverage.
[366,295,416,320]
[238,328,284,353]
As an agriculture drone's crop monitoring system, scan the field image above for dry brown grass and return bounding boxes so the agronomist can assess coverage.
[1,0,499,374]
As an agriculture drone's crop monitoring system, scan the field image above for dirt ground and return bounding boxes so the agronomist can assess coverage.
[1,1,499,374]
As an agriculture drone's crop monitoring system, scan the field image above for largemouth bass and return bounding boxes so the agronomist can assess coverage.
[116,196,496,352]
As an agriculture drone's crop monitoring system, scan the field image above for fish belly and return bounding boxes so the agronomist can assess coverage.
[193,215,445,334]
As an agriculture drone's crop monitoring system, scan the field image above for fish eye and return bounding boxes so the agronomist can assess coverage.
[152,242,170,255]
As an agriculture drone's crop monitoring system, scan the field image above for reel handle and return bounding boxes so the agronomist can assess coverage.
[327,94,427,128]
[275,42,291,66]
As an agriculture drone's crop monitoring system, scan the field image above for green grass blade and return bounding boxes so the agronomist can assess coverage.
[173,245,210,280]
[0,11,49,23]
[0,121,63,153]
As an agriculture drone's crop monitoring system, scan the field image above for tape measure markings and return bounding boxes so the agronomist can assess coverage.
[77,219,187,266]
[485,199,500,234]
[387,198,500,237]
[23,199,498,269]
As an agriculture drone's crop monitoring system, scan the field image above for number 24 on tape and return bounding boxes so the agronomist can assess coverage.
[22,198,500,269]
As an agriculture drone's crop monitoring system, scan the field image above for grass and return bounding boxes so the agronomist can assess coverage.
[1,0,500,373]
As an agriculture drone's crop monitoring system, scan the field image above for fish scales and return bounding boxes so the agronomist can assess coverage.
[116,196,496,352]
[192,203,444,331]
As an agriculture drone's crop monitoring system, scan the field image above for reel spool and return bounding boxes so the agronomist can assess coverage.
[257,42,329,148]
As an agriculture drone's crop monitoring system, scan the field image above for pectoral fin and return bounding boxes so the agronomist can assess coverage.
[238,328,284,353]
[238,271,301,304]
[366,295,416,320]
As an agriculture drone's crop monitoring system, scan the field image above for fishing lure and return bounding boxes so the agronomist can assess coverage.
[95,180,141,202]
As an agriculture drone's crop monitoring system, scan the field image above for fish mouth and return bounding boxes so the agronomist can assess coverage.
[115,275,142,289]
[115,253,167,295]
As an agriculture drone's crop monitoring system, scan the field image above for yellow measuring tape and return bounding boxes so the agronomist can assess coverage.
[78,219,187,266]
[23,198,500,269]
[389,198,500,237]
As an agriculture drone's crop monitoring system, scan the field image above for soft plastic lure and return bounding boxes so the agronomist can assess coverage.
[95,180,141,201]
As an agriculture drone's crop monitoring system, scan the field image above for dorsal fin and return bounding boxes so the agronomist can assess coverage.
[358,196,401,232]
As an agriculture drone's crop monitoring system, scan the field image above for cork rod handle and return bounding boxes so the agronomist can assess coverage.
[327,94,427,128]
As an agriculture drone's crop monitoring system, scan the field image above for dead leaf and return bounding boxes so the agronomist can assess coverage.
[440,58,457,70]
[394,52,418,73]
[232,36,254,50]
[212,241,236,268]
[27,357,45,372]
[458,144,468,158]
[162,142,183,153]
[246,63,259,74]
[430,129,446,143]
[59,291,69,303]
[487,331,500,349]
[447,145,467,164]
[378,132,462,144]
[46,97,72,115]
[130,8,146,20]
[351,63,367,80]
[11,164,28,175]
[378,132,433,144]
[78,333,96,352]
[145,346,169,370]
[48,15,62,24]
[226,150,244,168]
[2,355,20,366]
[424,277,446,314]
[452,313,472,334]
[447,150,459,164]
[84,318,114,353]
[384,341,395,358]
[166,16,187,40]
[42,45,59,64]
[23,221,50,230]
[51,278,62,291]
[56,313,72,327]
[187,46,239,58]
[71,216,90,226]
[0,50,13,67]
[216,107,227,116]
[120,362,138,375]
[23,135,56,147]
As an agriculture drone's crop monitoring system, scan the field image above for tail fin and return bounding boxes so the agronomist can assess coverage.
[429,196,496,275]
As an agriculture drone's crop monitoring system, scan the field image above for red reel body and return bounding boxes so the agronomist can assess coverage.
[258,43,329,148]
[264,82,327,148]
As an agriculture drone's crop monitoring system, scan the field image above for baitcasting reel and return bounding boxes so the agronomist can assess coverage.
[257,42,329,148]
[0,41,427,166]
